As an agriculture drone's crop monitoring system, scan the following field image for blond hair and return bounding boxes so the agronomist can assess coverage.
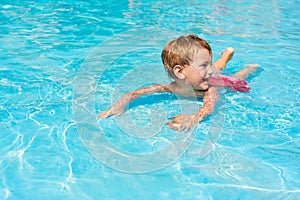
[161,34,212,78]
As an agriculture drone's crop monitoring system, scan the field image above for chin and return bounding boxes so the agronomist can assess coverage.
[197,82,209,90]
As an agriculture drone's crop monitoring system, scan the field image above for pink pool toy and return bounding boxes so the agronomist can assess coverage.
[208,74,250,92]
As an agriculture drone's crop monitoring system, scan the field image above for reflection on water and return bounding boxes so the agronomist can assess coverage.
[1,0,300,199]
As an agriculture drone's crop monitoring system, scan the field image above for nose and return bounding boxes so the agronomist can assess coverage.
[205,65,215,79]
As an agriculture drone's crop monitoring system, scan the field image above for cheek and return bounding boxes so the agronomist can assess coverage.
[194,68,206,79]
[191,67,202,75]
[185,67,206,83]
[190,72,204,84]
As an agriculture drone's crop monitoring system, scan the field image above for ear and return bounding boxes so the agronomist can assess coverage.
[173,65,186,79]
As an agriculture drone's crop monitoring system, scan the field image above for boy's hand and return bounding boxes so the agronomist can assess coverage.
[97,105,124,118]
[167,113,200,132]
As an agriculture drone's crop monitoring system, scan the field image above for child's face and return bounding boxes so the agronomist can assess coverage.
[183,48,212,90]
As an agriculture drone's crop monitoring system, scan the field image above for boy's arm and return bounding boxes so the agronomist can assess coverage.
[211,47,234,72]
[97,84,171,118]
[167,88,218,131]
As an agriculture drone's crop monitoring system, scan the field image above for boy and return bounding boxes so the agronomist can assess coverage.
[98,34,256,131]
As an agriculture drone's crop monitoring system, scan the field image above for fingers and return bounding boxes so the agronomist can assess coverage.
[245,64,259,67]
[167,118,192,132]
[222,47,234,57]
[167,122,184,131]
[167,114,188,131]
[97,111,111,118]
[244,64,259,71]
[97,109,124,118]
[97,112,108,118]
[183,127,191,132]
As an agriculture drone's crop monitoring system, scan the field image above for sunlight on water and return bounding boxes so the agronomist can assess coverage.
[1,0,300,199]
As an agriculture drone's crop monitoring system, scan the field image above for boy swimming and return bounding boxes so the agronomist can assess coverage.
[98,34,257,131]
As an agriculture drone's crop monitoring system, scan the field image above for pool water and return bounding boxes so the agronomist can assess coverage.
[1,0,300,199]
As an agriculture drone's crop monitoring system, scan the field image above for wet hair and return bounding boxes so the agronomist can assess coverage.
[161,34,212,78]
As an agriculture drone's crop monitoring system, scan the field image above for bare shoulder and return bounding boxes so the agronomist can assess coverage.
[166,82,206,97]
[140,83,173,93]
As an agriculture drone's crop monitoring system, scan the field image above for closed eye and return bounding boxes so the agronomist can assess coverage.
[198,64,209,69]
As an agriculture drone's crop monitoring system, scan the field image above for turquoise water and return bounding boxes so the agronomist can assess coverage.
[1,0,300,199]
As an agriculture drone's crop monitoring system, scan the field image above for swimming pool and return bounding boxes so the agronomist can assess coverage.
[1,0,300,199]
